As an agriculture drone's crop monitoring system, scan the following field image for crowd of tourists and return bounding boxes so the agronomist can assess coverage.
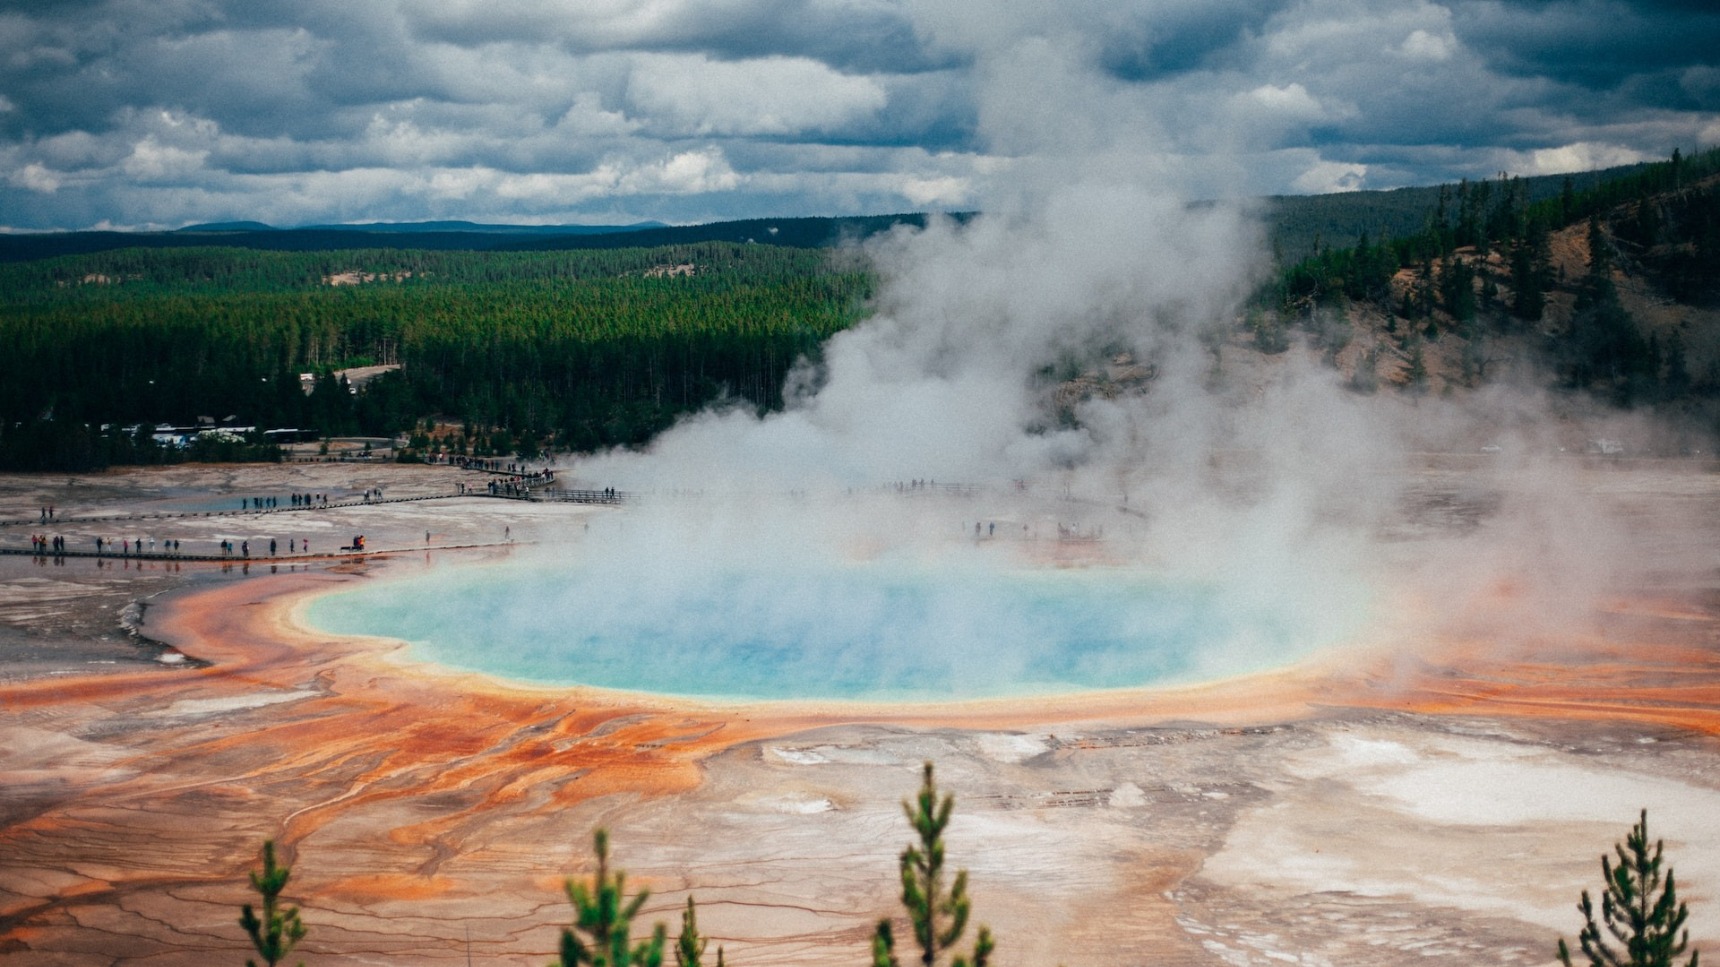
[17,534,324,559]
[12,460,577,563]
[243,493,330,510]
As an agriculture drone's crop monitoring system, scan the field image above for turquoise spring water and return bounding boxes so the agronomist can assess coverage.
[306,559,1324,702]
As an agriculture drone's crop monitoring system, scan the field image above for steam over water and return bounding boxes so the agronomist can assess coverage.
[306,4,1674,700]
[308,535,1370,701]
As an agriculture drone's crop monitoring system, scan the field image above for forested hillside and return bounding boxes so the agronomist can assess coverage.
[5,149,1717,471]
[0,244,870,470]
[1263,162,1652,264]
[1254,147,1720,435]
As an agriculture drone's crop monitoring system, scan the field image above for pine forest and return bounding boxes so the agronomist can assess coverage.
[0,244,872,469]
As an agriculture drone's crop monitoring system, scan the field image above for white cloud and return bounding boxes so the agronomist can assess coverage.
[425,166,491,200]
[402,149,740,209]
[1520,141,1654,176]
[121,137,210,182]
[1244,82,1327,121]
[1397,28,1453,61]
[621,148,742,194]
[554,91,640,138]
[625,54,888,137]
[0,0,1714,228]
[362,116,472,166]
[1292,158,1367,193]
[9,162,62,193]
[899,175,971,208]
[1208,82,1352,154]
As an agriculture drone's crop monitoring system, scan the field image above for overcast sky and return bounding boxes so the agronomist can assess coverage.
[1,0,1716,231]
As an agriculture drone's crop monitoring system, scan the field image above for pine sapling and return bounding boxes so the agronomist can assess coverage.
[677,895,724,967]
[239,840,307,967]
[1558,809,1700,967]
[872,763,994,967]
[557,829,666,967]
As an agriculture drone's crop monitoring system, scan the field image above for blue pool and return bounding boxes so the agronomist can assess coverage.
[306,557,1348,702]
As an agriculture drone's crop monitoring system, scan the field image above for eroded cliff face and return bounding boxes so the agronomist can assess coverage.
[1255,187,1720,423]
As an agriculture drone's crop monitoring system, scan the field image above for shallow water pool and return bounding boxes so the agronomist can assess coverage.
[307,558,1343,702]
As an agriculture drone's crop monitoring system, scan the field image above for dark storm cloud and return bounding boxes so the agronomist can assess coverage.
[407,0,954,75]
[0,0,1715,229]
[1458,0,1720,95]
[1096,0,1283,81]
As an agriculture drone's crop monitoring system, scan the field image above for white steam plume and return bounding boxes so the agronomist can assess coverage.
[519,4,1686,697]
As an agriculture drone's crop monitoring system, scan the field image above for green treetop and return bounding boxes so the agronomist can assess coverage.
[1559,809,1700,967]
[872,763,994,967]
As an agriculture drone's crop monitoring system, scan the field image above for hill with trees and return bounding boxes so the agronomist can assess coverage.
[3,149,1717,470]
[1262,162,1655,265]
[1252,147,1720,443]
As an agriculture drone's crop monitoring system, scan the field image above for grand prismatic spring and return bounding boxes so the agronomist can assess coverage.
[305,539,1366,702]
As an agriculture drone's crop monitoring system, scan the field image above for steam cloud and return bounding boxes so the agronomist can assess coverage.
[498,7,1693,697]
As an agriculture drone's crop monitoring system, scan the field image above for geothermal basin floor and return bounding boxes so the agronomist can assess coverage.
[1,460,1718,967]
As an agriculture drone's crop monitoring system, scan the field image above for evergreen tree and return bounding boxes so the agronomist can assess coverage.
[1413,258,1436,319]
[1512,219,1551,322]
[1403,337,1428,393]
[872,763,994,967]
[1557,810,1700,967]
[1662,333,1692,399]
[557,830,667,967]
[1569,217,1651,399]
[239,840,307,967]
[1439,255,1477,321]
[676,897,723,967]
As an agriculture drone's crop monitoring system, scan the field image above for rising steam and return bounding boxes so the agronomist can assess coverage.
[501,8,1686,695]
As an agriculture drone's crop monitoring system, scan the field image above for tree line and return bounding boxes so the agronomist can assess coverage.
[0,243,872,470]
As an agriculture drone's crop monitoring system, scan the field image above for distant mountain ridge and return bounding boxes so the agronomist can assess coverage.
[286,220,665,235]
[0,158,1669,263]
[170,219,668,237]
[0,213,950,262]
